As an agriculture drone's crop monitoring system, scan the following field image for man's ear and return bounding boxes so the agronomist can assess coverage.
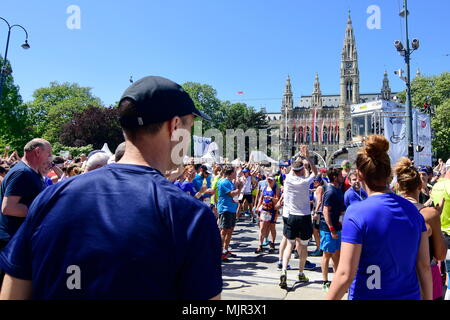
[168,117,182,139]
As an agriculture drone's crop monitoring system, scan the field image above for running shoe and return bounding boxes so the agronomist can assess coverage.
[252,217,257,223]
[262,238,270,246]
[255,246,263,254]
[226,251,237,258]
[304,261,316,270]
[268,243,275,253]
[309,249,323,257]
[297,273,309,282]
[322,281,331,292]
[279,272,287,289]
[277,263,291,271]
[221,253,230,262]
[294,251,299,259]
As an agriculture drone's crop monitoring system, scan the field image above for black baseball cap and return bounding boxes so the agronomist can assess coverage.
[119,76,211,128]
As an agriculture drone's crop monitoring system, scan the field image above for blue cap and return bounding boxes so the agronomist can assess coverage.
[242,168,250,173]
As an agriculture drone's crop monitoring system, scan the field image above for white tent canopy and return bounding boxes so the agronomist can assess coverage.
[101,143,113,157]
[249,151,278,164]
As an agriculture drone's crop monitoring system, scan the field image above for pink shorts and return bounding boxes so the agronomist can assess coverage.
[431,263,443,300]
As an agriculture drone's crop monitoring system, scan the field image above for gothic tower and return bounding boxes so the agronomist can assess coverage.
[381,70,392,100]
[312,73,322,108]
[281,75,293,158]
[339,11,360,144]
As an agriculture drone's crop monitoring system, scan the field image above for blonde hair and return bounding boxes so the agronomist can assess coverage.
[395,157,421,194]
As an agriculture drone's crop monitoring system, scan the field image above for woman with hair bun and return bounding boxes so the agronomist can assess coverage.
[327,135,432,300]
[395,157,447,300]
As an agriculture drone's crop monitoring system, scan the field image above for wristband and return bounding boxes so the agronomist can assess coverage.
[329,226,336,232]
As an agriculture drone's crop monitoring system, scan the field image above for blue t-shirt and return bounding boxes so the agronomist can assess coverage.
[321,184,345,232]
[217,178,238,214]
[0,164,222,299]
[173,180,182,189]
[181,181,198,197]
[341,193,427,300]
[258,180,268,192]
[344,187,368,208]
[0,161,45,242]
[192,175,211,200]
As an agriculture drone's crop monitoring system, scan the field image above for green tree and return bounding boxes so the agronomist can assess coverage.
[398,72,450,160]
[0,56,35,151]
[28,82,103,143]
[182,82,225,130]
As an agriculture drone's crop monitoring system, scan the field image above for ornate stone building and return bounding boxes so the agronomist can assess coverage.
[273,13,395,163]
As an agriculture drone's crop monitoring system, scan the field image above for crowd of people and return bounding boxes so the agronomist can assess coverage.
[0,75,449,300]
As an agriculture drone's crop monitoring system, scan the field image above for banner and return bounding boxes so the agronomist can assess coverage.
[383,113,407,166]
[413,110,432,167]
[193,136,212,157]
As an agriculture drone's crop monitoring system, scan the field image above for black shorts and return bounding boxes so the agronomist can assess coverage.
[283,216,289,237]
[239,194,253,204]
[284,215,313,241]
[219,211,236,230]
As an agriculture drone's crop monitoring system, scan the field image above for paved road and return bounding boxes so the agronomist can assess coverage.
[221,216,347,300]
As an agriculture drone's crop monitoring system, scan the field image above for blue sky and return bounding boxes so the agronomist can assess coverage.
[1,0,449,112]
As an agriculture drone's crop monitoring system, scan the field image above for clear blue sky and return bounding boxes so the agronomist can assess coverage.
[2,0,449,112]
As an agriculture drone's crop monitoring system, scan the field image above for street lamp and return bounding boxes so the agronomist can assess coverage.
[393,0,419,160]
[0,17,30,102]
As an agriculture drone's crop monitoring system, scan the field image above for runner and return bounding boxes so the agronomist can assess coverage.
[255,175,279,254]
[430,159,450,300]
[0,76,222,299]
[320,168,345,292]
[310,176,325,257]
[279,145,318,289]
[343,170,368,208]
[327,135,432,300]
[217,166,241,262]
[396,157,447,300]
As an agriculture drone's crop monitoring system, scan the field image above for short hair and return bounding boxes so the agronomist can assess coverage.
[53,156,65,165]
[115,142,126,162]
[24,138,50,153]
[327,168,340,183]
[223,166,235,176]
[85,152,110,172]
[348,170,357,180]
[0,166,8,175]
[118,98,165,141]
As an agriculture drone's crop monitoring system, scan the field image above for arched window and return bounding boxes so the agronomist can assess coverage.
[315,126,319,143]
[346,81,353,103]
[299,127,304,143]
[323,126,328,144]
[330,127,334,144]
[306,127,311,144]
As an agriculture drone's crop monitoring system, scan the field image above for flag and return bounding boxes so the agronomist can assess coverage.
[320,116,325,144]
[335,116,339,142]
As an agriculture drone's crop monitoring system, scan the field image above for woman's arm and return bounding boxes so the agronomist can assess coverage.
[315,186,324,212]
[416,231,433,300]
[326,242,362,300]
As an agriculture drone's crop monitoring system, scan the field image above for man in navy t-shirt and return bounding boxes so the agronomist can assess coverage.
[343,171,368,208]
[0,76,222,300]
[0,139,51,245]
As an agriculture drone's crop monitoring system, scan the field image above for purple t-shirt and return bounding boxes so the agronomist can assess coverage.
[342,192,427,300]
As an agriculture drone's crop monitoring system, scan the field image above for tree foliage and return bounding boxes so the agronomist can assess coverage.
[398,72,450,160]
[59,105,123,151]
[0,56,35,151]
[28,82,103,143]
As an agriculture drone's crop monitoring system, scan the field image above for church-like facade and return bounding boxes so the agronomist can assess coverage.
[271,13,395,162]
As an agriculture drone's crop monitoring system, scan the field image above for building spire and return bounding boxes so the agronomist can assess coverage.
[381,70,391,100]
[312,73,322,108]
[283,75,293,110]
[348,9,352,24]
[416,68,422,77]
